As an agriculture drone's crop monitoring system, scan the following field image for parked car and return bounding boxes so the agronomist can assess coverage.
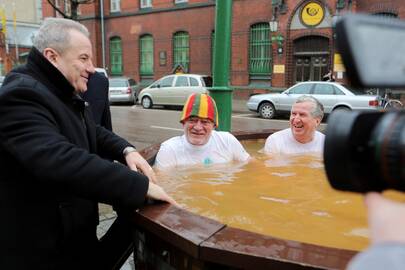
[95,67,108,78]
[247,81,383,119]
[138,74,213,109]
[108,77,137,104]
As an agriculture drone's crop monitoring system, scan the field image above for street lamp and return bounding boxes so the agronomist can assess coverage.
[269,19,284,55]
[269,20,278,33]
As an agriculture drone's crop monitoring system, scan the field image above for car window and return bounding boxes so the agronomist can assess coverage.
[288,84,312,94]
[334,86,345,95]
[190,77,199,86]
[342,85,365,95]
[109,79,128,87]
[202,76,213,87]
[175,76,189,87]
[160,76,174,88]
[313,84,334,95]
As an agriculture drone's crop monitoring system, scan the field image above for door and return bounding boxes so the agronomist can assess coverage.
[311,83,337,113]
[277,83,314,111]
[152,76,175,104]
[295,56,328,82]
[293,36,330,83]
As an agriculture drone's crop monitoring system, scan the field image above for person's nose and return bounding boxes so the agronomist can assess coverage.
[86,61,95,74]
[193,120,204,129]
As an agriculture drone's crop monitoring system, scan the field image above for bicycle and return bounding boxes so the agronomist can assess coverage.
[382,92,404,109]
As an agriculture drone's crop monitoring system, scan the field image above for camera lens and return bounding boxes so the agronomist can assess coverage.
[324,110,404,193]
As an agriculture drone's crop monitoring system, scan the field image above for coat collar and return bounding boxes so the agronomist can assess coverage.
[26,47,76,101]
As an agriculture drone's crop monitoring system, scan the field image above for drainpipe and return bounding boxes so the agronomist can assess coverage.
[209,0,233,131]
[100,0,106,69]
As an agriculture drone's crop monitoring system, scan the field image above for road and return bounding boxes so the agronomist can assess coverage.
[110,105,327,150]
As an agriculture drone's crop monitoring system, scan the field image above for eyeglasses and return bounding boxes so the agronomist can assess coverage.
[186,117,214,126]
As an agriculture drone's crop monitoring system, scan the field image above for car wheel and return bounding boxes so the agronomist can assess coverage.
[258,102,276,119]
[142,96,153,109]
[333,106,351,112]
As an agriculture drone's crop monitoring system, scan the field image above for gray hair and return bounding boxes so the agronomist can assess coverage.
[295,95,324,119]
[33,17,89,53]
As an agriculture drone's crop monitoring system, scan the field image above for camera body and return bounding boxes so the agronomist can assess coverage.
[324,14,405,193]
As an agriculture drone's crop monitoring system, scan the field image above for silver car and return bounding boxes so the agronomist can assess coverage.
[138,74,212,109]
[108,77,137,104]
[247,81,383,119]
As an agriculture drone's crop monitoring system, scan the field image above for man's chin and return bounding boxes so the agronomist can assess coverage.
[188,137,206,145]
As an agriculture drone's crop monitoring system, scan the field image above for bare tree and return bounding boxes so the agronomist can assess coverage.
[47,0,95,20]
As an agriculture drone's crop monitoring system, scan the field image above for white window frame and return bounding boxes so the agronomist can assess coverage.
[175,0,188,3]
[110,0,121,12]
[140,0,152,8]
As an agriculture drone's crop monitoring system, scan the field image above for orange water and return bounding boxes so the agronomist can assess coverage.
[157,139,405,251]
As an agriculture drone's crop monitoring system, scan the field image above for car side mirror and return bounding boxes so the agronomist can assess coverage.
[157,84,161,88]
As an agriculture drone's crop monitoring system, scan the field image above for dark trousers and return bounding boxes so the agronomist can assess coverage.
[99,210,134,270]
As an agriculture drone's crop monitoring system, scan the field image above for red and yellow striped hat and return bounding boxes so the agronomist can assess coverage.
[180,93,219,127]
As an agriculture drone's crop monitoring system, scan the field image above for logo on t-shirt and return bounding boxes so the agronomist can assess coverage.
[203,157,212,165]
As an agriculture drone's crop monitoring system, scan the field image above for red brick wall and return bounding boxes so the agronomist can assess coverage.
[357,0,405,16]
[102,4,215,81]
[40,0,405,93]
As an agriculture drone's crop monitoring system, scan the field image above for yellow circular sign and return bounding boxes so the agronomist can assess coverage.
[301,2,324,27]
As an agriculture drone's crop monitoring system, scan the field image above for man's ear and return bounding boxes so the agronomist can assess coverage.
[43,48,59,66]
[316,117,322,127]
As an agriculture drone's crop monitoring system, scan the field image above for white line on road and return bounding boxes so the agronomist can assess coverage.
[150,125,183,131]
[232,114,286,122]
[232,113,253,117]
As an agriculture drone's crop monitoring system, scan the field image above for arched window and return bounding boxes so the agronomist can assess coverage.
[249,23,271,78]
[139,34,154,76]
[373,12,398,19]
[173,31,189,72]
[110,37,123,76]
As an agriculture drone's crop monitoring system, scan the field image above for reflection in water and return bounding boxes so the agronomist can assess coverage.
[156,139,405,251]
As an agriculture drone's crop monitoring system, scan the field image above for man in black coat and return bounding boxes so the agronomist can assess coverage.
[0,17,175,270]
[83,71,112,131]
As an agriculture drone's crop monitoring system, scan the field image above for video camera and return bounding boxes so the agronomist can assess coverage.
[324,14,405,193]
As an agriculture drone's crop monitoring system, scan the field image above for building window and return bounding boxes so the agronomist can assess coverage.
[173,31,189,72]
[140,0,152,8]
[174,0,188,4]
[110,37,123,76]
[111,0,120,12]
[249,23,271,77]
[140,35,154,76]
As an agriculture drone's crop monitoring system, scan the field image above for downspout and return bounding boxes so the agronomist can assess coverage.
[100,0,106,69]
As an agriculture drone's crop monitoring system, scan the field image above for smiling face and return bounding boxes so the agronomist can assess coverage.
[289,101,321,144]
[183,116,215,146]
[45,29,95,93]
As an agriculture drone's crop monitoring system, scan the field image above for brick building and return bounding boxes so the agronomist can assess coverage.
[42,0,405,95]
[0,0,42,75]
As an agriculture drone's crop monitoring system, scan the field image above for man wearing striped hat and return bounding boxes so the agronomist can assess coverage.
[155,93,250,168]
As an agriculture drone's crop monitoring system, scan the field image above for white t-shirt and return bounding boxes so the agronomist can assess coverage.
[264,128,325,155]
[155,130,250,168]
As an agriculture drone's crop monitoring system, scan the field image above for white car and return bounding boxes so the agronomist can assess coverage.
[138,74,212,109]
[247,81,383,119]
[108,77,138,104]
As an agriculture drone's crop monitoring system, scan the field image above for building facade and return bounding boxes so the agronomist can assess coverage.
[0,0,42,75]
[42,0,405,94]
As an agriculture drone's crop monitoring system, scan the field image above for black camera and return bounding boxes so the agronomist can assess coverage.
[324,14,405,193]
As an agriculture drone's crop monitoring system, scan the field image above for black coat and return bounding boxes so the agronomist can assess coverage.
[83,71,112,131]
[0,48,149,269]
